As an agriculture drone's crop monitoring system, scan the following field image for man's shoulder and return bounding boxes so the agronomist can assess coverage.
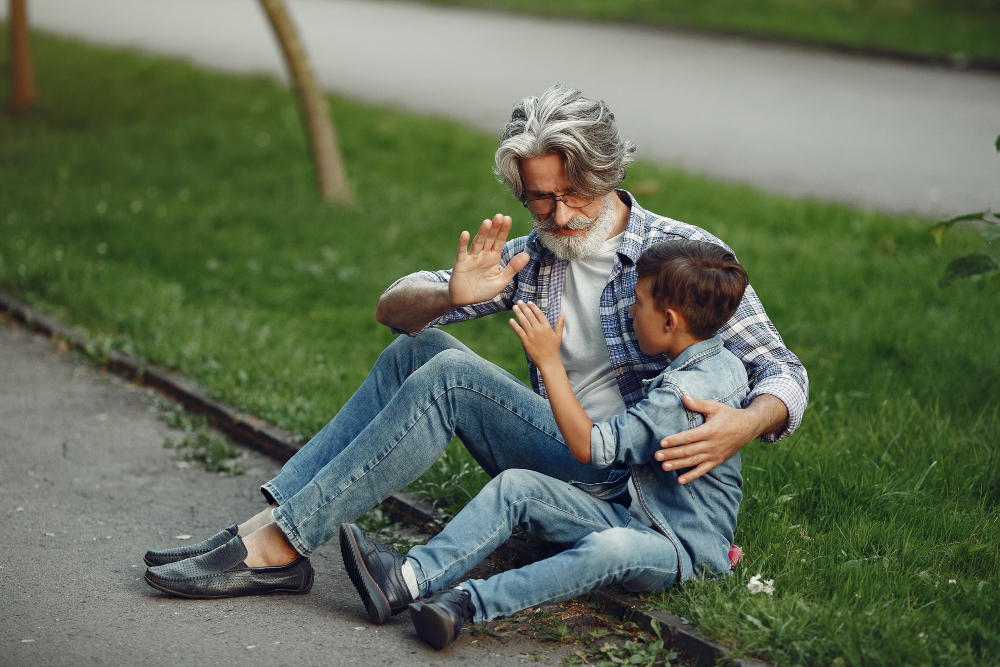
[623,192,734,255]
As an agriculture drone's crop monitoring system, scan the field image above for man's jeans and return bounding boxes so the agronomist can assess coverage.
[263,329,628,556]
[407,469,679,622]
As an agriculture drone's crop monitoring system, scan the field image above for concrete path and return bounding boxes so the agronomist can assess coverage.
[0,322,565,666]
[8,0,1000,216]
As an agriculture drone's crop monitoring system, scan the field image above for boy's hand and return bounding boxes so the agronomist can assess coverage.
[509,300,564,369]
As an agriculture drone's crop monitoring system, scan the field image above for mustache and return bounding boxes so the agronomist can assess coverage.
[533,214,596,233]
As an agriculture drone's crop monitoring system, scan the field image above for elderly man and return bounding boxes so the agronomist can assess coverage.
[143,84,807,599]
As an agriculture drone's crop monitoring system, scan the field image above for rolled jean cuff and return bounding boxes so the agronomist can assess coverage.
[407,556,432,598]
[260,480,289,506]
[270,504,311,558]
[260,484,280,506]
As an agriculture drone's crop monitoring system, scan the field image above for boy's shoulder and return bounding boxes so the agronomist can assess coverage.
[646,337,748,410]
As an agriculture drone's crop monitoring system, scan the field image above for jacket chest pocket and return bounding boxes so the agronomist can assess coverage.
[641,463,671,483]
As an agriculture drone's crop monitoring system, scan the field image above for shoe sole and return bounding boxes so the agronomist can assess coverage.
[143,567,314,600]
[409,601,456,650]
[339,523,392,625]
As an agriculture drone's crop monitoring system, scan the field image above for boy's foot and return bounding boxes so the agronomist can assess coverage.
[143,524,238,566]
[408,588,475,650]
[339,522,413,625]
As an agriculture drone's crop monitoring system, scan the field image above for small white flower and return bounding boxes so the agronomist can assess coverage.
[948,579,957,584]
[747,573,775,596]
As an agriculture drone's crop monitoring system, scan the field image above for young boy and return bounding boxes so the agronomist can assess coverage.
[339,239,750,649]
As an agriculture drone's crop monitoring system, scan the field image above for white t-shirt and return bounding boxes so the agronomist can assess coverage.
[558,231,653,526]
[560,231,627,423]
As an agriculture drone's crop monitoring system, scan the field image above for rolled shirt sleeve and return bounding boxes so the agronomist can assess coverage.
[718,285,809,442]
[381,240,524,337]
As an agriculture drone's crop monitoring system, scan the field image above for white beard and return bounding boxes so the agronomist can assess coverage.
[534,195,618,261]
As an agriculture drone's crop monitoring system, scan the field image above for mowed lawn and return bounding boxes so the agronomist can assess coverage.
[1,31,998,666]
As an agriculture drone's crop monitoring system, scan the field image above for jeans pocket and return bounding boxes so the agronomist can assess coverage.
[570,468,631,501]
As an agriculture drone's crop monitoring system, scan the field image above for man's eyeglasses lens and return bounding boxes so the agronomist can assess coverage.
[522,193,595,217]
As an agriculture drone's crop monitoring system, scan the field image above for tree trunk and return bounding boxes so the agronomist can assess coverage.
[9,0,36,113]
[258,0,350,204]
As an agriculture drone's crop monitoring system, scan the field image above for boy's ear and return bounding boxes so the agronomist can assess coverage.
[662,307,685,334]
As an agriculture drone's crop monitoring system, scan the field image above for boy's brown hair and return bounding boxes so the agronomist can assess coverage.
[635,240,749,339]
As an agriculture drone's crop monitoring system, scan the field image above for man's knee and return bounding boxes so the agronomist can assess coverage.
[416,347,484,385]
[378,329,466,371]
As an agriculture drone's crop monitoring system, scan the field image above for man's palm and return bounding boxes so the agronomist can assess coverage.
[450,214,529,306]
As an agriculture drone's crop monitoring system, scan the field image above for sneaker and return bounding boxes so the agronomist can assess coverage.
[339,522,413,625]
[408,588,475,649]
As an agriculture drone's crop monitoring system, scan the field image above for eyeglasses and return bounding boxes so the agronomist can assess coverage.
[520,192,595,219]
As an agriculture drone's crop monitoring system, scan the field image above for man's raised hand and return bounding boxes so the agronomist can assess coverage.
[449,214,529,307]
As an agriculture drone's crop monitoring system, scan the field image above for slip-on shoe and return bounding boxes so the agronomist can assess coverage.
[409,587,475,650]
[339,522,413,625]
[143,524,239,567]
[144,534,313,599]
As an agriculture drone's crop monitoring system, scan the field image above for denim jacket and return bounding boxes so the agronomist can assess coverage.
[590,335,748,582]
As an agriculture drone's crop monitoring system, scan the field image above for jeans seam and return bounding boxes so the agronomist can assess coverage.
[483,563,677,620]
[271,506,310,557]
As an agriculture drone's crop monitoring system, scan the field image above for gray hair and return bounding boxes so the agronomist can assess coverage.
[494,84,636,200]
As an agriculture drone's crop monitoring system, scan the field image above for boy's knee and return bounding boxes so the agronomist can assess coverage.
[576,528,634,560]
[490,469,544,502]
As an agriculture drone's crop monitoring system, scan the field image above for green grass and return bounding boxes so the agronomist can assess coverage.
[2,30,999,666]
[407,0,1000,62]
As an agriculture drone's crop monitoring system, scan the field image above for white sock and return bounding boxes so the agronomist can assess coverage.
[401,559,420,599]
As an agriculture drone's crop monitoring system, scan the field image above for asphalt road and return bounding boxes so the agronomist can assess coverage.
[0,322,568,666]
[8,0,1000,216]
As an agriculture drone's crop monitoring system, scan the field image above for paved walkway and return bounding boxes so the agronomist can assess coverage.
[0,322,563,666]
[9,0,1000,216]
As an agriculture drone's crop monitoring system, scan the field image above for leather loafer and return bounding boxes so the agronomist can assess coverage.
[144,534,313,599]
[409,587,475,649]
[339,522,413,625]
[144,524,239,567]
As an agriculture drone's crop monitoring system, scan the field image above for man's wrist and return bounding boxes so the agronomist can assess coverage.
[745,394,788,441]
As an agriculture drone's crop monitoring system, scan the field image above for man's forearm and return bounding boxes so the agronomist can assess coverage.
[745,393,788,441]
[375,277,456,333]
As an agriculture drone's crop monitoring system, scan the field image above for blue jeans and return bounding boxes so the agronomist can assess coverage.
[263,329,628,556]
[406,469,679,622]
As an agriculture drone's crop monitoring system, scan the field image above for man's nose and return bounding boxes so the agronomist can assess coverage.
[552,199,575,227]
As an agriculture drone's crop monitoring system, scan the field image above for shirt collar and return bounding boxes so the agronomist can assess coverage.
[665,335,724,372]
[615,189,648,264]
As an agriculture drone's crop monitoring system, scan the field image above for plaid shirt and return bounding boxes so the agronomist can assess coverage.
[389,191,808,442]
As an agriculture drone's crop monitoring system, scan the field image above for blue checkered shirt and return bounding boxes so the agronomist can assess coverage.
[387,191,808,442]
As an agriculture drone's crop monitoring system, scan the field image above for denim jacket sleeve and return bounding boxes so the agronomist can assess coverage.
[590,379,695,469]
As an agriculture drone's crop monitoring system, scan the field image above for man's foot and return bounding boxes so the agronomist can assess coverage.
[339,522,413,625]
[144,535,313,599]
[143,524,238,567]
[408,588,475,650]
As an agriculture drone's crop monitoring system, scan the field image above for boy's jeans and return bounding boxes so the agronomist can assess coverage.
[263,329,628,556]
[407,469,679,622]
